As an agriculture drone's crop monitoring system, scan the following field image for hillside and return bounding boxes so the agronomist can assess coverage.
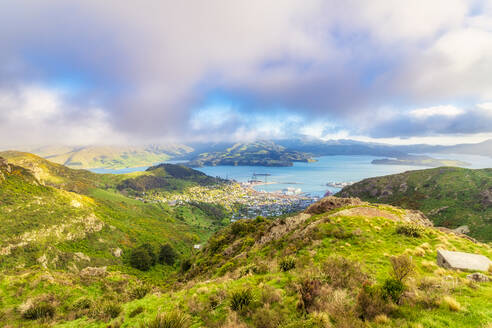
[186,141,315,167]
[338,167,492,241]
[52,197,492,327]
[1,155,491,327]
[0,153,230,327]
[24,144,193,169]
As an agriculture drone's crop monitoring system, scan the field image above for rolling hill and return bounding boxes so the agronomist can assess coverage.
[185,140,314,167]
[338,167,492,241]
[0,154,490,327]
[22,144,193,169]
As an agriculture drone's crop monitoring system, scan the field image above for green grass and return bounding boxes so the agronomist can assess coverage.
[339,166,492,241]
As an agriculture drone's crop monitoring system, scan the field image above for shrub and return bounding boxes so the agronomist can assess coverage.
[144,311,191,328]
[382,278,405,303]
[279,257,296,272]
[180,259,192,272]
[129,305,144,318]
[159,244,177,265]
[252,307,284,328]
[297,277,321,313]
[443,296,461,312]
[22,302,55,320]
[130,244,157,271]
[104,302,122,319]
[390,255,415,282]
[72,297,92,311]
[230,289,253,312]
[130,285,151,300]
[321,256,366,289]
[356,283,390,320]
[396,223,423,237]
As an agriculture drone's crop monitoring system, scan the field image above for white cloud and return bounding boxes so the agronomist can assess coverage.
[409,105,465,118]
[0,86,124,146]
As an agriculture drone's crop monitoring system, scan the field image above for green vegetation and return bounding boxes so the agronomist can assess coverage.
[186,140,315,167]
[0,153,491,327]
[27,144,193,169]
[338,166,492,241]
[372,155,469,167]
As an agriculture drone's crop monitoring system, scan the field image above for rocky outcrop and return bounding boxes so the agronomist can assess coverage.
[304,196,366,214]
[437,249,491,271]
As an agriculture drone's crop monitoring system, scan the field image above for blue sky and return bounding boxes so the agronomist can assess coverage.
[1,0,492,146]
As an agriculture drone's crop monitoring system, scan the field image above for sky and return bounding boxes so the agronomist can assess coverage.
[1,0,492,146]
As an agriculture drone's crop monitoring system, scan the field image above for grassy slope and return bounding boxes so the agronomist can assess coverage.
[56,202,492,328]
[338,167,492,241]
[0,155,226,327]
[26,144,193,169]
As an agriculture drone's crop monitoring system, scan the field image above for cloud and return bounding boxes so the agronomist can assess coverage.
[362,104,492,138]
[0,1,491,145]
[0,86,123,146]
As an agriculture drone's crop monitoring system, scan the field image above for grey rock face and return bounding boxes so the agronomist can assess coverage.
[437,249,491,271]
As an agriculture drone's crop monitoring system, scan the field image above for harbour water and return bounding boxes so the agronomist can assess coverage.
[90,154,492,197]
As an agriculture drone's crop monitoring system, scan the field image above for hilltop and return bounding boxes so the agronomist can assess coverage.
[22,144,193,169]
[338,167,492,241]
[186,140,315,167]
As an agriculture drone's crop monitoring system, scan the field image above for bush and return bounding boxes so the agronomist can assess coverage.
[390,255,415,282]
[159,244,177,265]
[129,305,144,318]
[396,223,423,237]
[279,257,296,272]
[72,297,92,311]
[130,285,151,300]
[180,259,192,272]
[296,277,321,313]
[104,302,122,319]
[22,302,55,320]
[252,307,284,328]
[382,278,405,303]
[356,283,391,320]
[144,311,191,328]
[321,256,366,289]
[230,289,253,312]
[443,296,461,312]
[130,244,157,271]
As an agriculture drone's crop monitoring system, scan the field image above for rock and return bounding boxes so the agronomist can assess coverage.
[466,272,490,282]
[112,248,122,257]
[437,249,492,271]
[480,188,492,207]
[80,266,107,277]
[304,196,365,214]
[453,225,470,234]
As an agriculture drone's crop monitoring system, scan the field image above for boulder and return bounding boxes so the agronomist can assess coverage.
[452,225,470,234]
[304,196,365,214]
[466,272,490,282]
[437,249,491,271]
[80,266,107,277]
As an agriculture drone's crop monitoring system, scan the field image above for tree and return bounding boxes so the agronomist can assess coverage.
[390,255,415,282]
[130,248,153,271]
[129,243,157,271]
[158,243,177,265]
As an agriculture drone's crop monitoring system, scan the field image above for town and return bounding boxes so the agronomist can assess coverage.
[136,182,319,220]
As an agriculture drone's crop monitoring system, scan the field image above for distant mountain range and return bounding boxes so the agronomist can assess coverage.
[5,138,490,169]
[11,144,193,169]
